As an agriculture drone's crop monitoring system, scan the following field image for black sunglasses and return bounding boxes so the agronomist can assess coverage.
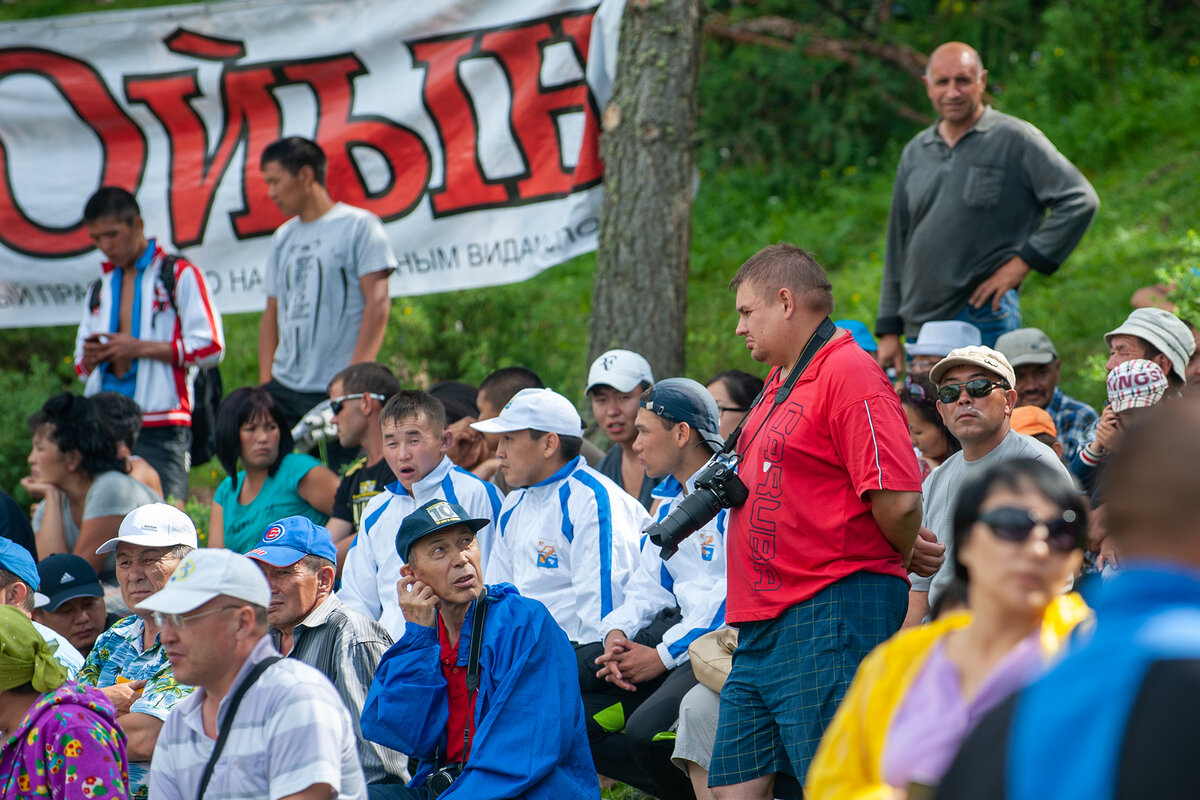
[937,379,1007,404]
[330,392,386,415]
[976,506,1084,553]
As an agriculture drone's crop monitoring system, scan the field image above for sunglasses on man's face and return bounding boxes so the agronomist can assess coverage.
[936,379,1007,405]
[975,506,1084,554]
[330,393,387,415]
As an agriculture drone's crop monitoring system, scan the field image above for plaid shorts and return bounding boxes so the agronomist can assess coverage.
[709,571,907,788]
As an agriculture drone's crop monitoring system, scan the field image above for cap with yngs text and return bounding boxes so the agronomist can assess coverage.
[586,349,654,394]
[640,378,724,451]
[470,388,584,438]
[136,549,270,614]
[245,516,337,567]
[395,499,490,562]
[1107,359,1168,413]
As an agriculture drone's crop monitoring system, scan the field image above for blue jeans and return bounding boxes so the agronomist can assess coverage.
[952,288,1022,348]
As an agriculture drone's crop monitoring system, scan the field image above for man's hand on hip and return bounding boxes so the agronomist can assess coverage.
[969,255,1031,311]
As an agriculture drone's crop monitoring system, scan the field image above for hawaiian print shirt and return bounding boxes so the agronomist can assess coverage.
[77,615,193,798]
[0,682,129,799]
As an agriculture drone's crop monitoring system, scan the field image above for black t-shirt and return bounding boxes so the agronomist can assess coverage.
[1,489,36,560]
[936,659,1200,800]
[332,457,397,532]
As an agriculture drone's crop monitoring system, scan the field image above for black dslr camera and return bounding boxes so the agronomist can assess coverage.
[645,460,748,559]
[424,762,463,797]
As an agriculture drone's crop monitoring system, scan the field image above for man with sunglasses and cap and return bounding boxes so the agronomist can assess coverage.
[247,516,409,788]
[360,498,597,799]
[585,378,730,800]
[145,548,366,799]
[908,345,1071,625]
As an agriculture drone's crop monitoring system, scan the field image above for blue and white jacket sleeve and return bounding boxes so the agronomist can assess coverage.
[360,620,446,758]
[599,536,679,645]
[565,490,642,644]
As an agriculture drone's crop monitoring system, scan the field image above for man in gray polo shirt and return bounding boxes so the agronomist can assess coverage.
[876,41,1098,369]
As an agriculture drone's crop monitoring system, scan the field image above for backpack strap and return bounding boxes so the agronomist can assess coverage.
[197,655,282,800]
[461,596,488,760]
[159,253,180,316]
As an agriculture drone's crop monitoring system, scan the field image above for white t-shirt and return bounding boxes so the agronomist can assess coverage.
[264,202,397,392]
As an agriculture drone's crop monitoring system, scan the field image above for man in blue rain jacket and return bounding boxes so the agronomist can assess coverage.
[360,498,598,800]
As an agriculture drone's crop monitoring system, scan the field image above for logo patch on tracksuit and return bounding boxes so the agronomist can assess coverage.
[537,541,559,568]
[700,534,715,562]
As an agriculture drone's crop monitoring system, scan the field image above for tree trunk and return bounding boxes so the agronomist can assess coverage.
[588,0,701,379]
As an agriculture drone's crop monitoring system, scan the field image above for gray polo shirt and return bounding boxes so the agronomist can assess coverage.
[878,107,1099,337]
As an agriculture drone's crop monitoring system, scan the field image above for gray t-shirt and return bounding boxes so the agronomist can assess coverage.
[912,430,1071,605]
[264,202,397,393]
[33,470,162,582]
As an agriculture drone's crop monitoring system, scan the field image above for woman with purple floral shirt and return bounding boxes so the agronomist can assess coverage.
[0,606,129,799]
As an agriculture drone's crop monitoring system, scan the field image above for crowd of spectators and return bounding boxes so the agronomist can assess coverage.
[6,37,1200,800]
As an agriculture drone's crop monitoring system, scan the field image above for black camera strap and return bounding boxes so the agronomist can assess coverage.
[462,595,488,761]
[718,316,838,458]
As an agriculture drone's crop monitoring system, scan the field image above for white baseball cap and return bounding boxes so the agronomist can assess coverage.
[96,503,199,555]
[586,349,654,393]
[470,388,584,438]
[136,549,270,614]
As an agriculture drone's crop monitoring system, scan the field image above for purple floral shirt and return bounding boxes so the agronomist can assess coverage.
[0,682,129,799]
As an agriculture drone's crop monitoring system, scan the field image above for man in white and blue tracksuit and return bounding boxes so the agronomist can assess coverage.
[587,378,729,800]
[341,391,503,638]
[471,388,647,646]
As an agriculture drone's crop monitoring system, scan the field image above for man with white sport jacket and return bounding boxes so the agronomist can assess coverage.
[471,388,647,645]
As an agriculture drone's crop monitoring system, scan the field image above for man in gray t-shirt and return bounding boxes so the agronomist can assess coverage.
[257,137,397,453]
[906,345,1072,625]
[876,41,1098,369]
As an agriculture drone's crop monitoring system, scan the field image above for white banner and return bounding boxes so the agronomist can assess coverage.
[0,0,621,328]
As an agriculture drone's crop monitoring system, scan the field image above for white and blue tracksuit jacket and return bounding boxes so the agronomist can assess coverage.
[487,457,648,644]
[600,471,728,670]
[339,456,503,637]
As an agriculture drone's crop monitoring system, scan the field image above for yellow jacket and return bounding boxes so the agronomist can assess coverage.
[806,593,1091,800]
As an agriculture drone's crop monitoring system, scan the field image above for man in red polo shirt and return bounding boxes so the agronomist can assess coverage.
[708,244,924,800]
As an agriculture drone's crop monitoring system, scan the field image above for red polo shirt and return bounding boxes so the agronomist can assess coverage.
[726,333,922,624]
[438,616,478,763]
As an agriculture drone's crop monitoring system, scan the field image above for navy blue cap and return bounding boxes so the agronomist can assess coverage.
[0,538,39,590]
[36,553,102,611]
[639,378,723,451]
[835,319,878,353]
[246,517,337,567]
[395,499,489,562]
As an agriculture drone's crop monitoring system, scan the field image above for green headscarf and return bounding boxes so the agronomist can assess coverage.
[0,605,67,694]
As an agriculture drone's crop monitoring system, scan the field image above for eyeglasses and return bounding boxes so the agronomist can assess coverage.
[976,506,1084,554]
[936,379,1008,404]
[330,393,387,415]
[716,405,747,415]
[152,605,242,630]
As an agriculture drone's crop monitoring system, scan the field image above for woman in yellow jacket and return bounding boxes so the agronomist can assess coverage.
[807,459,1092,800]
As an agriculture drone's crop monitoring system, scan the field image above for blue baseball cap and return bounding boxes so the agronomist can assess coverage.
[245,517,337,567]
[835,319,878,353]
[639,378,724,451]
[0,538,39,590]
[395,499,489,562]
